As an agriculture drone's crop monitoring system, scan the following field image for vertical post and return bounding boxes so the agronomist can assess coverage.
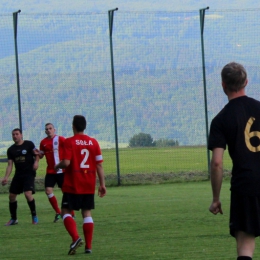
[108,8,120,185]
[199,7,210,177]
[13,10,22,131]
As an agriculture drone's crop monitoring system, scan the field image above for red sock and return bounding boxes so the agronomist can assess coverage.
[71,210,75,217]
[48,194,61,214]
[83,217,94,250]
[63,214,79,242]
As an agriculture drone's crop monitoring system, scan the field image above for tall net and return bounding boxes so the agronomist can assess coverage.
[1,10,260,179]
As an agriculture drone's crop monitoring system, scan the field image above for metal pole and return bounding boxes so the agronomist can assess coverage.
[108,8,120,185]
[199,7,210,177]
[13,10,22,131]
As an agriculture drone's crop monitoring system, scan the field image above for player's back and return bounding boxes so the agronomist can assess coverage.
[62,134,103,194]
[216,96,260,194]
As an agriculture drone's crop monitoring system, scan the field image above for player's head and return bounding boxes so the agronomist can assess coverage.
[45,123,55,138]
[12,128,23,144]
[221,62,248,93]
[72,115,87,133]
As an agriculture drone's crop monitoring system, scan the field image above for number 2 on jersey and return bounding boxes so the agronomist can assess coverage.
[80,149,90,168]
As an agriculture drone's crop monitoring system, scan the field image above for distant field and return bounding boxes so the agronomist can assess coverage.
[0,146,232,178]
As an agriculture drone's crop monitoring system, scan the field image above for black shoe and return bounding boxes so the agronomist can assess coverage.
[53,214,61,223]
[68,238,84,255]
[5,219,18,226]
[85,249,92,254]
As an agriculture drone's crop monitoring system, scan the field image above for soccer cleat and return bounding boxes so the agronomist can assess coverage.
[68,238,84,255]
[5,219,18,226]
[53,213,61,223]
[32,216,38,224]
[85,249,92,254]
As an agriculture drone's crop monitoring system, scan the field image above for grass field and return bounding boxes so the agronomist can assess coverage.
[0,146,233,177]
[1,181,259,260]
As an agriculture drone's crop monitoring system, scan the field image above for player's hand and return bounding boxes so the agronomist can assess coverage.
[1,178,8,186]
[33,148,40,155]
[98,186,106,197]
[33,149,44,158]
[209,200,223,215]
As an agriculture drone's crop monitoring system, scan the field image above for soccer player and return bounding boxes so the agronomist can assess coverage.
[208,62,260,260]
[1,128,39,225]
[54,115,106,255]
[38,123,74,222]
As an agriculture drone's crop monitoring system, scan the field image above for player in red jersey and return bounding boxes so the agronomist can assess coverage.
[54,115,106,255]
[38,123,74,222]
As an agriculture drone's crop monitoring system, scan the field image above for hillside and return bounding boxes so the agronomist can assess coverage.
[0,9,260,151]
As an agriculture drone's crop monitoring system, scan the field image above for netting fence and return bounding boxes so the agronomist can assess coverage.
[1,9,260,182]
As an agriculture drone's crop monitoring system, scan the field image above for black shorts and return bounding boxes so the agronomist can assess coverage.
[230,192,260,237]
[45,173,64,188]
[9,175,35,195]
[61,193,95,211]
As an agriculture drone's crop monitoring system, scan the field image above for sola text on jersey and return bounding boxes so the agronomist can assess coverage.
[75,140,93,146]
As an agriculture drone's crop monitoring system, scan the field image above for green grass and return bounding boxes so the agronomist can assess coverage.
[1,181,259,259]
[0,146,233,178]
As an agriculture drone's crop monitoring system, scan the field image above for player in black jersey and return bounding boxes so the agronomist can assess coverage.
[1,128,40,225]
[208,62,260,260]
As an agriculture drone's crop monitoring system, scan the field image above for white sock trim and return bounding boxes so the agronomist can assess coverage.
[83,217,93,224]
[47,193,54,198]
[63,214,72,220]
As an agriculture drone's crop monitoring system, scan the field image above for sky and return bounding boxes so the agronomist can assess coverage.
[0,0,260,14]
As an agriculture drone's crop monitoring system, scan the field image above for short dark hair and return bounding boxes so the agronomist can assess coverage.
[12,128,22,134]
[221,62,247,92]
[45,123,54,127]
[73,115,87,132]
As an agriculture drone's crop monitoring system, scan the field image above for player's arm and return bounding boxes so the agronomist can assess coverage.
[34,148,44,159]
[32,145,40,170]
[209,147,224,215]
[2,159,13,186]
[54,159,70,170]
[97,163,106,197]
[33,154,40,171]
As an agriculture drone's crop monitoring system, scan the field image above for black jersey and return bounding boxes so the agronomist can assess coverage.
[208,96,260,195]
[7,140,36,177]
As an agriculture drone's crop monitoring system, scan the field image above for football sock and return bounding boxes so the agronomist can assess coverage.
[237,257,252,260]
[47,193,61,214]
[9,201,17,219]
[83,217,94,250]
[71,210,75,217]
[27,199,37,217]
[63,214,79,242]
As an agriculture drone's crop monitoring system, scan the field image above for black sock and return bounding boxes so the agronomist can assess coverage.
[237,256,252,260]
[9,201,17,220]
[27,199,37,217]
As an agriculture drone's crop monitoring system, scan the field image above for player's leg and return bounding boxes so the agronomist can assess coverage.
[57,173,75,218]
[235,231,254,260]
[45,174,61,222]
[61,193,83,255]
[5,178,21,225]
[230,193,260,260]
[23,175,38,224]
[82,209,93,254]
[81,194,95,254]
[5,193,18,225]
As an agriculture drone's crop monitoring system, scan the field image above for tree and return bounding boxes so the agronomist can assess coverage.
[129,132,154,147]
